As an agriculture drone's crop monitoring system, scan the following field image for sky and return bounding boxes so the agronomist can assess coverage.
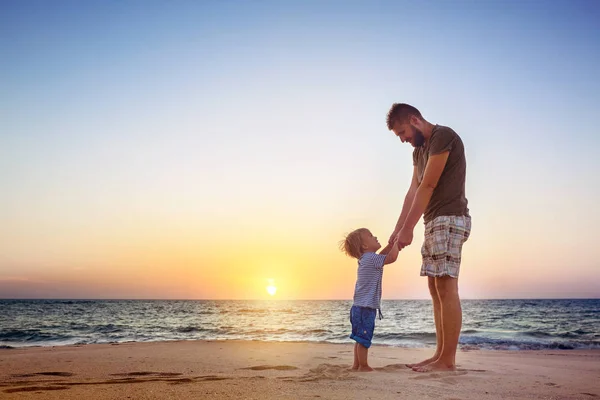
[1,0,599,300]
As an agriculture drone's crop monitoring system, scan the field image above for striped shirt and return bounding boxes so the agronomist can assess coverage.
[352,252,386,310]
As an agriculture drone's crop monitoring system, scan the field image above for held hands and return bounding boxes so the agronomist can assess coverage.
[395,226,414,250]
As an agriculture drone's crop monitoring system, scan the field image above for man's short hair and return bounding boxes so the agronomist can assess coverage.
[386,103,423,130]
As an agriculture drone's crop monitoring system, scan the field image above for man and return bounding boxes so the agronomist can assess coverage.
[386,103,471,372]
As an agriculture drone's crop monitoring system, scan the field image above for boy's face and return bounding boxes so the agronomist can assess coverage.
[361,230,381,252]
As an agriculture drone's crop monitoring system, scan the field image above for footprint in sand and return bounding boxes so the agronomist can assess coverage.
[12,372,74,378]
[3,372,233,393]
[4,386,70,393]
[163,375,230,383]
[241,365,298,371]
[375,364,408,372]
[410,371,469,381]
[440,378,461,385]
[110,372,183,377]
[279,364,355,382]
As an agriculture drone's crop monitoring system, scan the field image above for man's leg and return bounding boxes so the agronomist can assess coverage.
[414,276,461,372]
[407,277,442,368]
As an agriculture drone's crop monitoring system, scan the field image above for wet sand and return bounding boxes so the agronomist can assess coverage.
[1,340,598,399]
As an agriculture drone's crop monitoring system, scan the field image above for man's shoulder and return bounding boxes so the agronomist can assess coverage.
[432,124,460,139]
[429,124,464,155]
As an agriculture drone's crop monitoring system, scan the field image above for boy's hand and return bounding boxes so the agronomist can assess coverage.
[393,235,401,250]
[383,233,401,264]
[388,230,399,245]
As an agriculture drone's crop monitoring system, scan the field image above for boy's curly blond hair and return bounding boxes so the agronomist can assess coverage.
[339,228,369,259]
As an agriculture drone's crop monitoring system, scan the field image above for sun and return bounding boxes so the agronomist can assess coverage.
[266,279,277,296]
[266,285,277,296]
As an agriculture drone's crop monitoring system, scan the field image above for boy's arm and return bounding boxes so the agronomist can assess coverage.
[380,239,400,265]
[379,242,394,255]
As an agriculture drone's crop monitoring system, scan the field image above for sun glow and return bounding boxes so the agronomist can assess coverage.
[266,279,277,296]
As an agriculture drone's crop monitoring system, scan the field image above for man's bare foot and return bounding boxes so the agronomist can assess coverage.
[358,366,374,372]
[405,356,438,369]
[350,366,359,371]
[412,360,455,373]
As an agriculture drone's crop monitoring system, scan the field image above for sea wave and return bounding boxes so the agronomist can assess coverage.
[1,299,598,350]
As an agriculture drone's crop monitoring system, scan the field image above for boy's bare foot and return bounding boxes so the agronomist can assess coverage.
[358,366,374,372]
[405,356,438,369]
[412,360,455,373]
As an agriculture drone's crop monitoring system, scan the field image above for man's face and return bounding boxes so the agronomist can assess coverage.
[392,121,425,147]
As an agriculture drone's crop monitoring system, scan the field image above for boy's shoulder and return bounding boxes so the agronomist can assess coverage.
[358,252,386,268]
[359,251,378,260]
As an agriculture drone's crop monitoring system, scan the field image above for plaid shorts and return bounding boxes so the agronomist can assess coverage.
[420,215,471,278]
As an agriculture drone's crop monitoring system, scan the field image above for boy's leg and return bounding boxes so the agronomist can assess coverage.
[356,344,373,372]
[351,343,359,370]
[349,306,375,372]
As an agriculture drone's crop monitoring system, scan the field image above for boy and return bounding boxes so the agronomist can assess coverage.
[340,228,400,372]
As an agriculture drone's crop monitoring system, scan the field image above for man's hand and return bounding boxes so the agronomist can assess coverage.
[396,226,414,249]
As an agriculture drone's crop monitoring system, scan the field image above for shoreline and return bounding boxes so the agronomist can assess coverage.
[2,337,598,352]
[1,340,599,399]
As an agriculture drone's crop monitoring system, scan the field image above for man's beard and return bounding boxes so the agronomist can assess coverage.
[412,129,425,147]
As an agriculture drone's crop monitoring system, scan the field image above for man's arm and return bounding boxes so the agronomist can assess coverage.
[389,166,419,243]
[397,151,450,247]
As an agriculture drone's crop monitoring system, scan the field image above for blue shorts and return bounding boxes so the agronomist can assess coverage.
[349,305,376,348]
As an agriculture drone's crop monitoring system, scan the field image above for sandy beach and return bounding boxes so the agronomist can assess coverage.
[1,341,598,399]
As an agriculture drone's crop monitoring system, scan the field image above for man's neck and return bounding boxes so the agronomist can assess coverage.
[422,121,435,144]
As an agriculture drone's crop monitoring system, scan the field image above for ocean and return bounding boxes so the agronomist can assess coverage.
[1,299,598,350]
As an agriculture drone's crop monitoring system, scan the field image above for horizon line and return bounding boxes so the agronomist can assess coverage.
[1,297,598,301]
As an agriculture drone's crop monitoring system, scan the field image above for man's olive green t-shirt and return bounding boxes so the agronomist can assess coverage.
[412,125,469,224]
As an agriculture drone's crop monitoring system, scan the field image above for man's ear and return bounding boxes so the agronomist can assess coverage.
[409,114,422,128]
